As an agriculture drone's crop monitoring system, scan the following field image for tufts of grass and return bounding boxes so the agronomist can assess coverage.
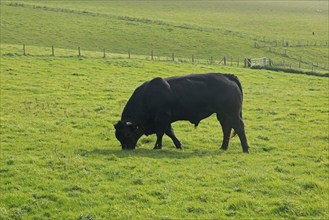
[0,44,328,219]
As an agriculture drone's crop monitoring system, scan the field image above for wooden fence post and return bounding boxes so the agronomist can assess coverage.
[23,44,26,56]
[192,55,194,63]
[103,48,106,58]
[237,58,239,67]
[151,50,153,60]
[230,58,233,66]
[128,49,131,59]
[78,47,81,57]
[223,56,226,65]
[172,53,175,61]
[244,58,251,67]
[52,46,54,56]
[210,56,213,64]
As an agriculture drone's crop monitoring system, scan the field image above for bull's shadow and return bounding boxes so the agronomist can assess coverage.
[80,146,222,159]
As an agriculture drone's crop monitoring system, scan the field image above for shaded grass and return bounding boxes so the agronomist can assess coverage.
[0,44,328,219]
[251,65,329,77]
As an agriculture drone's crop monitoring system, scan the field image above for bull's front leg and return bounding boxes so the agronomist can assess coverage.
[153,109,171,150]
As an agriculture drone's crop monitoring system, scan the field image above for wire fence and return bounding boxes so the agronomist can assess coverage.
[3,44,328,75]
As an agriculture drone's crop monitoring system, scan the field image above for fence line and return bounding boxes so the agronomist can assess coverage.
[254,40,329,48]
[14,44,329,73]
[253,43,328,71]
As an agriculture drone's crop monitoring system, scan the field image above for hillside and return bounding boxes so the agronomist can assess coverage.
[1,0,328,71]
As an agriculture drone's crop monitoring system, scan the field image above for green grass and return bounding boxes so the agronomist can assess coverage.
[0,44,328,219]
[0,1,328,218]
[1,0,328,70]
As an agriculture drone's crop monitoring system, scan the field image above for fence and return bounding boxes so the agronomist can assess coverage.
[252,42,328,72]
[19,44,248,66]
[13,44,328,74]
[254,39,329,48]
[244,57,269,67]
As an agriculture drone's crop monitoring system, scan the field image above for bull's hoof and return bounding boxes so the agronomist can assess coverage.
[175,144,183,150]
[220,146,228,151]
[243,150,249,153]
[153,146,162,150]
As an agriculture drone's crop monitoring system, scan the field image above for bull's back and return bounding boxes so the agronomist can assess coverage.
[167,73,238,104]
[166,73,242,122]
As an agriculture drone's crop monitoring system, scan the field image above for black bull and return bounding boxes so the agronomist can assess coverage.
[114,73,249,153]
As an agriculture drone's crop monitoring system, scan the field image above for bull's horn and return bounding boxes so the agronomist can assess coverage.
[125,121,133,126]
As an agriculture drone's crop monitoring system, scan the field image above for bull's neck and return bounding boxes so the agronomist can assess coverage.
[121,85,147,124]
[121,105,146,124]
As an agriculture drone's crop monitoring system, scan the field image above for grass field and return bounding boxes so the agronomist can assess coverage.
[1,0,328,219]
[0,44,328,219]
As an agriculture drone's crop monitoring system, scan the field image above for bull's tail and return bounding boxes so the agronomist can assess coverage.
[224,74,243,100]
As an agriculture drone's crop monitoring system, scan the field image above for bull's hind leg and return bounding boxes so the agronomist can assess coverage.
[217,113,232,150]
[165,125,182,149]
[231,116,249,153]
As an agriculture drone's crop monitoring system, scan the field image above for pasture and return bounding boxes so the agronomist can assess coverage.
[0,44,328,219]
[1,0,328,70]
[0,0,328,219]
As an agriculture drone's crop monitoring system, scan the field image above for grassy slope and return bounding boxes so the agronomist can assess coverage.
[0,45,328,219]
[1,0,328,69]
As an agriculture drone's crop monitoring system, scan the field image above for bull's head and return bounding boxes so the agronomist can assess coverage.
[114,121,143,150]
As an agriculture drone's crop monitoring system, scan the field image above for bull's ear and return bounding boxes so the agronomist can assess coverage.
[114,121,122,129]
[133,124,141,131]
